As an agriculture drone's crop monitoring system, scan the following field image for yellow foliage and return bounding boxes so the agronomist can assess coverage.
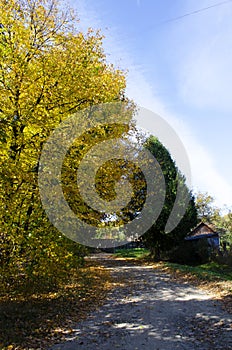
[0,0,128,283]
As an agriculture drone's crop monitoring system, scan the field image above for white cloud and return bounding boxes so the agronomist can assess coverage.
[126,71,232,208]
[69,0,232,209]
[175,123,232,209]
[174,0,232,112]
[179,37,232,112]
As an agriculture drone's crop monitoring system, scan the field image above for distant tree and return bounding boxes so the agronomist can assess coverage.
[217,211,232,248]
[195,192,232,250]
[195,192,221,224]
[142,136,198,260]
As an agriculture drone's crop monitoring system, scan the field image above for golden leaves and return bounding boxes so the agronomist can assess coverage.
[0,0,129,304]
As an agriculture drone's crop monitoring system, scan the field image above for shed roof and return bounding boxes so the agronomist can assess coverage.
[185,222,218,241]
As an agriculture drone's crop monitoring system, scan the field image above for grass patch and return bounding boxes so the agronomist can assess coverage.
[114,248,150,259]
[164,261,232,282]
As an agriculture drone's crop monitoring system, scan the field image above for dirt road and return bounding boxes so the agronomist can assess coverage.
[50,254,232,350]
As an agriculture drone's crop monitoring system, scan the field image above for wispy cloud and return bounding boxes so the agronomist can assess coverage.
[125,71,232,208]
[172,0,232,112]
[69,0,232,209]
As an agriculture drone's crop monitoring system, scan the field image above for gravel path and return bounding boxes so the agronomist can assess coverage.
[50,254,232,350]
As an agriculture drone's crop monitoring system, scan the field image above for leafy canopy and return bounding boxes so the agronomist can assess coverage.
[0,0,128,285]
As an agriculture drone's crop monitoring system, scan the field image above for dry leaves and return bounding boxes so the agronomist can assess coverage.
[0,262,114,350]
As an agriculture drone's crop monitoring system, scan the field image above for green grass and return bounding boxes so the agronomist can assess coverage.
[164,261,232,282]
[114,248,150,259]
[114,249,232,281]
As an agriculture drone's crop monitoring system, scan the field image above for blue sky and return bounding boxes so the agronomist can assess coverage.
[71,0,232,209]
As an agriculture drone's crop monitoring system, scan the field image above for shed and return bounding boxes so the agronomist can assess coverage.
[185,222,220,248]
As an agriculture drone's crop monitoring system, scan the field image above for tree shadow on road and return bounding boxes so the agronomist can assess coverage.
[50,257,232,350]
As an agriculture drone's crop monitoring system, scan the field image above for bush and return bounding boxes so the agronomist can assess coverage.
[0,230,89,296]
[212,247,232,268]
[168,238,210,265]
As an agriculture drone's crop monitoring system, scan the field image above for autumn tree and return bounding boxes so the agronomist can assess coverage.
[213,210,232,249]
[0,0,128,285]
[195,192,221,224]
[220,211,232,247]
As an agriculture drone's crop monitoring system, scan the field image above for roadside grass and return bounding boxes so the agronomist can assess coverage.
[153,260,232,313]
[0,261,114,350]
[113,248,232,283]
[163,261,232,282]
[114,248,150,259]
[113,249,232,312]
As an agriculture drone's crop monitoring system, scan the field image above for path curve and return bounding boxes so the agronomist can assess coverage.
[50,254,232,350]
